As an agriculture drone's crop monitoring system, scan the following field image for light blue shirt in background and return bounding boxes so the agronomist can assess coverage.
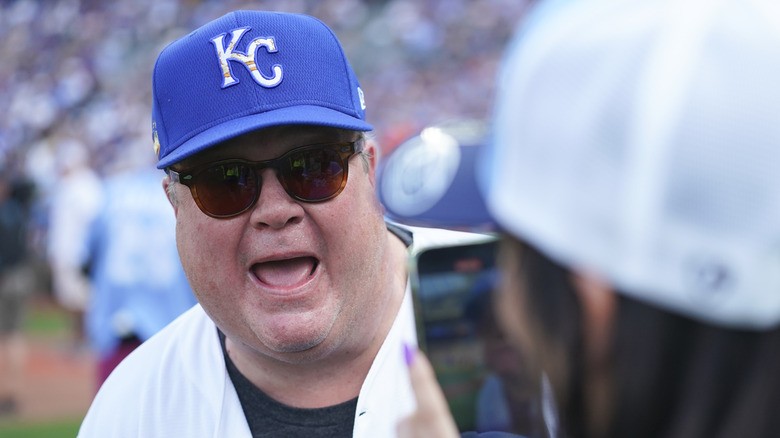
[86,167,196,358]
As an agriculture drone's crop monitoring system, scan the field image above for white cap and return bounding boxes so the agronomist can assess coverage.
[482,0,780,329]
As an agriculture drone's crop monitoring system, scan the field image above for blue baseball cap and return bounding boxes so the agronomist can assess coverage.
[152,11,372,169]
[378,119,494,230]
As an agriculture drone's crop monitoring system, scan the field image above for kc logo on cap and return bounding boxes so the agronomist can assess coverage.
[211,27,283,89]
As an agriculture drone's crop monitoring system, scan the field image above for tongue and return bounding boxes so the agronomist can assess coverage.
[253,257,316,287]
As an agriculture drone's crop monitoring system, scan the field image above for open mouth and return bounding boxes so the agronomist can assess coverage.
[251,256,319,288]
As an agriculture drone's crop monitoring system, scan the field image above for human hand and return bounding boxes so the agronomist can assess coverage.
[397,345,460,438]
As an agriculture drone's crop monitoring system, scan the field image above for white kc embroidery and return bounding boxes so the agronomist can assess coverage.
[211,27,283,89]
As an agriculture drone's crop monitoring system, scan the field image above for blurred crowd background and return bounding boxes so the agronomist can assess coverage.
[0,0,529,424]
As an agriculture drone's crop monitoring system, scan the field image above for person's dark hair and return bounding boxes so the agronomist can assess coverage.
[501,236,589,437]
[610,297,780,438]
[503,235,780,438]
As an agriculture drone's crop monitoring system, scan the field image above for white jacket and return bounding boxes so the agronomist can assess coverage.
[78,225,486,438]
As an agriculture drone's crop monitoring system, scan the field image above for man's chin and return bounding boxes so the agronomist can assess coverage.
[259,326,337,362]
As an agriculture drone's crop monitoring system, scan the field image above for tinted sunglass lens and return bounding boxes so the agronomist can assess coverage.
[196,164,258,216]
[283,147,347,201]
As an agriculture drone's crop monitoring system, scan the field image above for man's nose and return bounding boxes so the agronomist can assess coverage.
[247,168,305,229]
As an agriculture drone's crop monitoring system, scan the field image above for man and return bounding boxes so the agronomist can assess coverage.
[387,0,780,437]
[78,10,481,438]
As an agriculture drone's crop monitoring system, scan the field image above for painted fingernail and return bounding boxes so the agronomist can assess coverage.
[403,343,415,366]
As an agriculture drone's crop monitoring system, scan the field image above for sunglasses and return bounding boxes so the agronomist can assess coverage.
[167,140,364,218]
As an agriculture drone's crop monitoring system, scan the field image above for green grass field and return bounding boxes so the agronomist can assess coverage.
[0,417,82,438]
[0,295,85,437]
[24,298,74,339]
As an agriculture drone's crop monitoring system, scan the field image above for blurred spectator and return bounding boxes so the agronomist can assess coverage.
[0,167,37,417]
[46,139,103,348]
[84,142,196,386]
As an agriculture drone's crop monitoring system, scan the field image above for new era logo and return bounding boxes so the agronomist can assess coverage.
[211,27,283,89]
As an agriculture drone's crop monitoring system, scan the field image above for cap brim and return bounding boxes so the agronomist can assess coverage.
[377,122,495,231]
[157,105,373,169]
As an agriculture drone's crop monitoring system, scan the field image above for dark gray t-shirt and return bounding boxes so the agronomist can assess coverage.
[221,330,358,437]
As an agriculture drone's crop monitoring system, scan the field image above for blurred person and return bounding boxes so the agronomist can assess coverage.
[84,142,197,387]
[0,168,37,416]
[47,139,103,349]
[381,0,780,437]
[78,10,484,438]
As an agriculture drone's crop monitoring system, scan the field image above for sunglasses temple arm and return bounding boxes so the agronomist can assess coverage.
[167,168,182,183]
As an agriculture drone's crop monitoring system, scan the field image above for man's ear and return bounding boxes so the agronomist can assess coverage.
[363,139,379,188]
[570,270,616,367]
[569,270,617,438]
[162,175,179,216]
